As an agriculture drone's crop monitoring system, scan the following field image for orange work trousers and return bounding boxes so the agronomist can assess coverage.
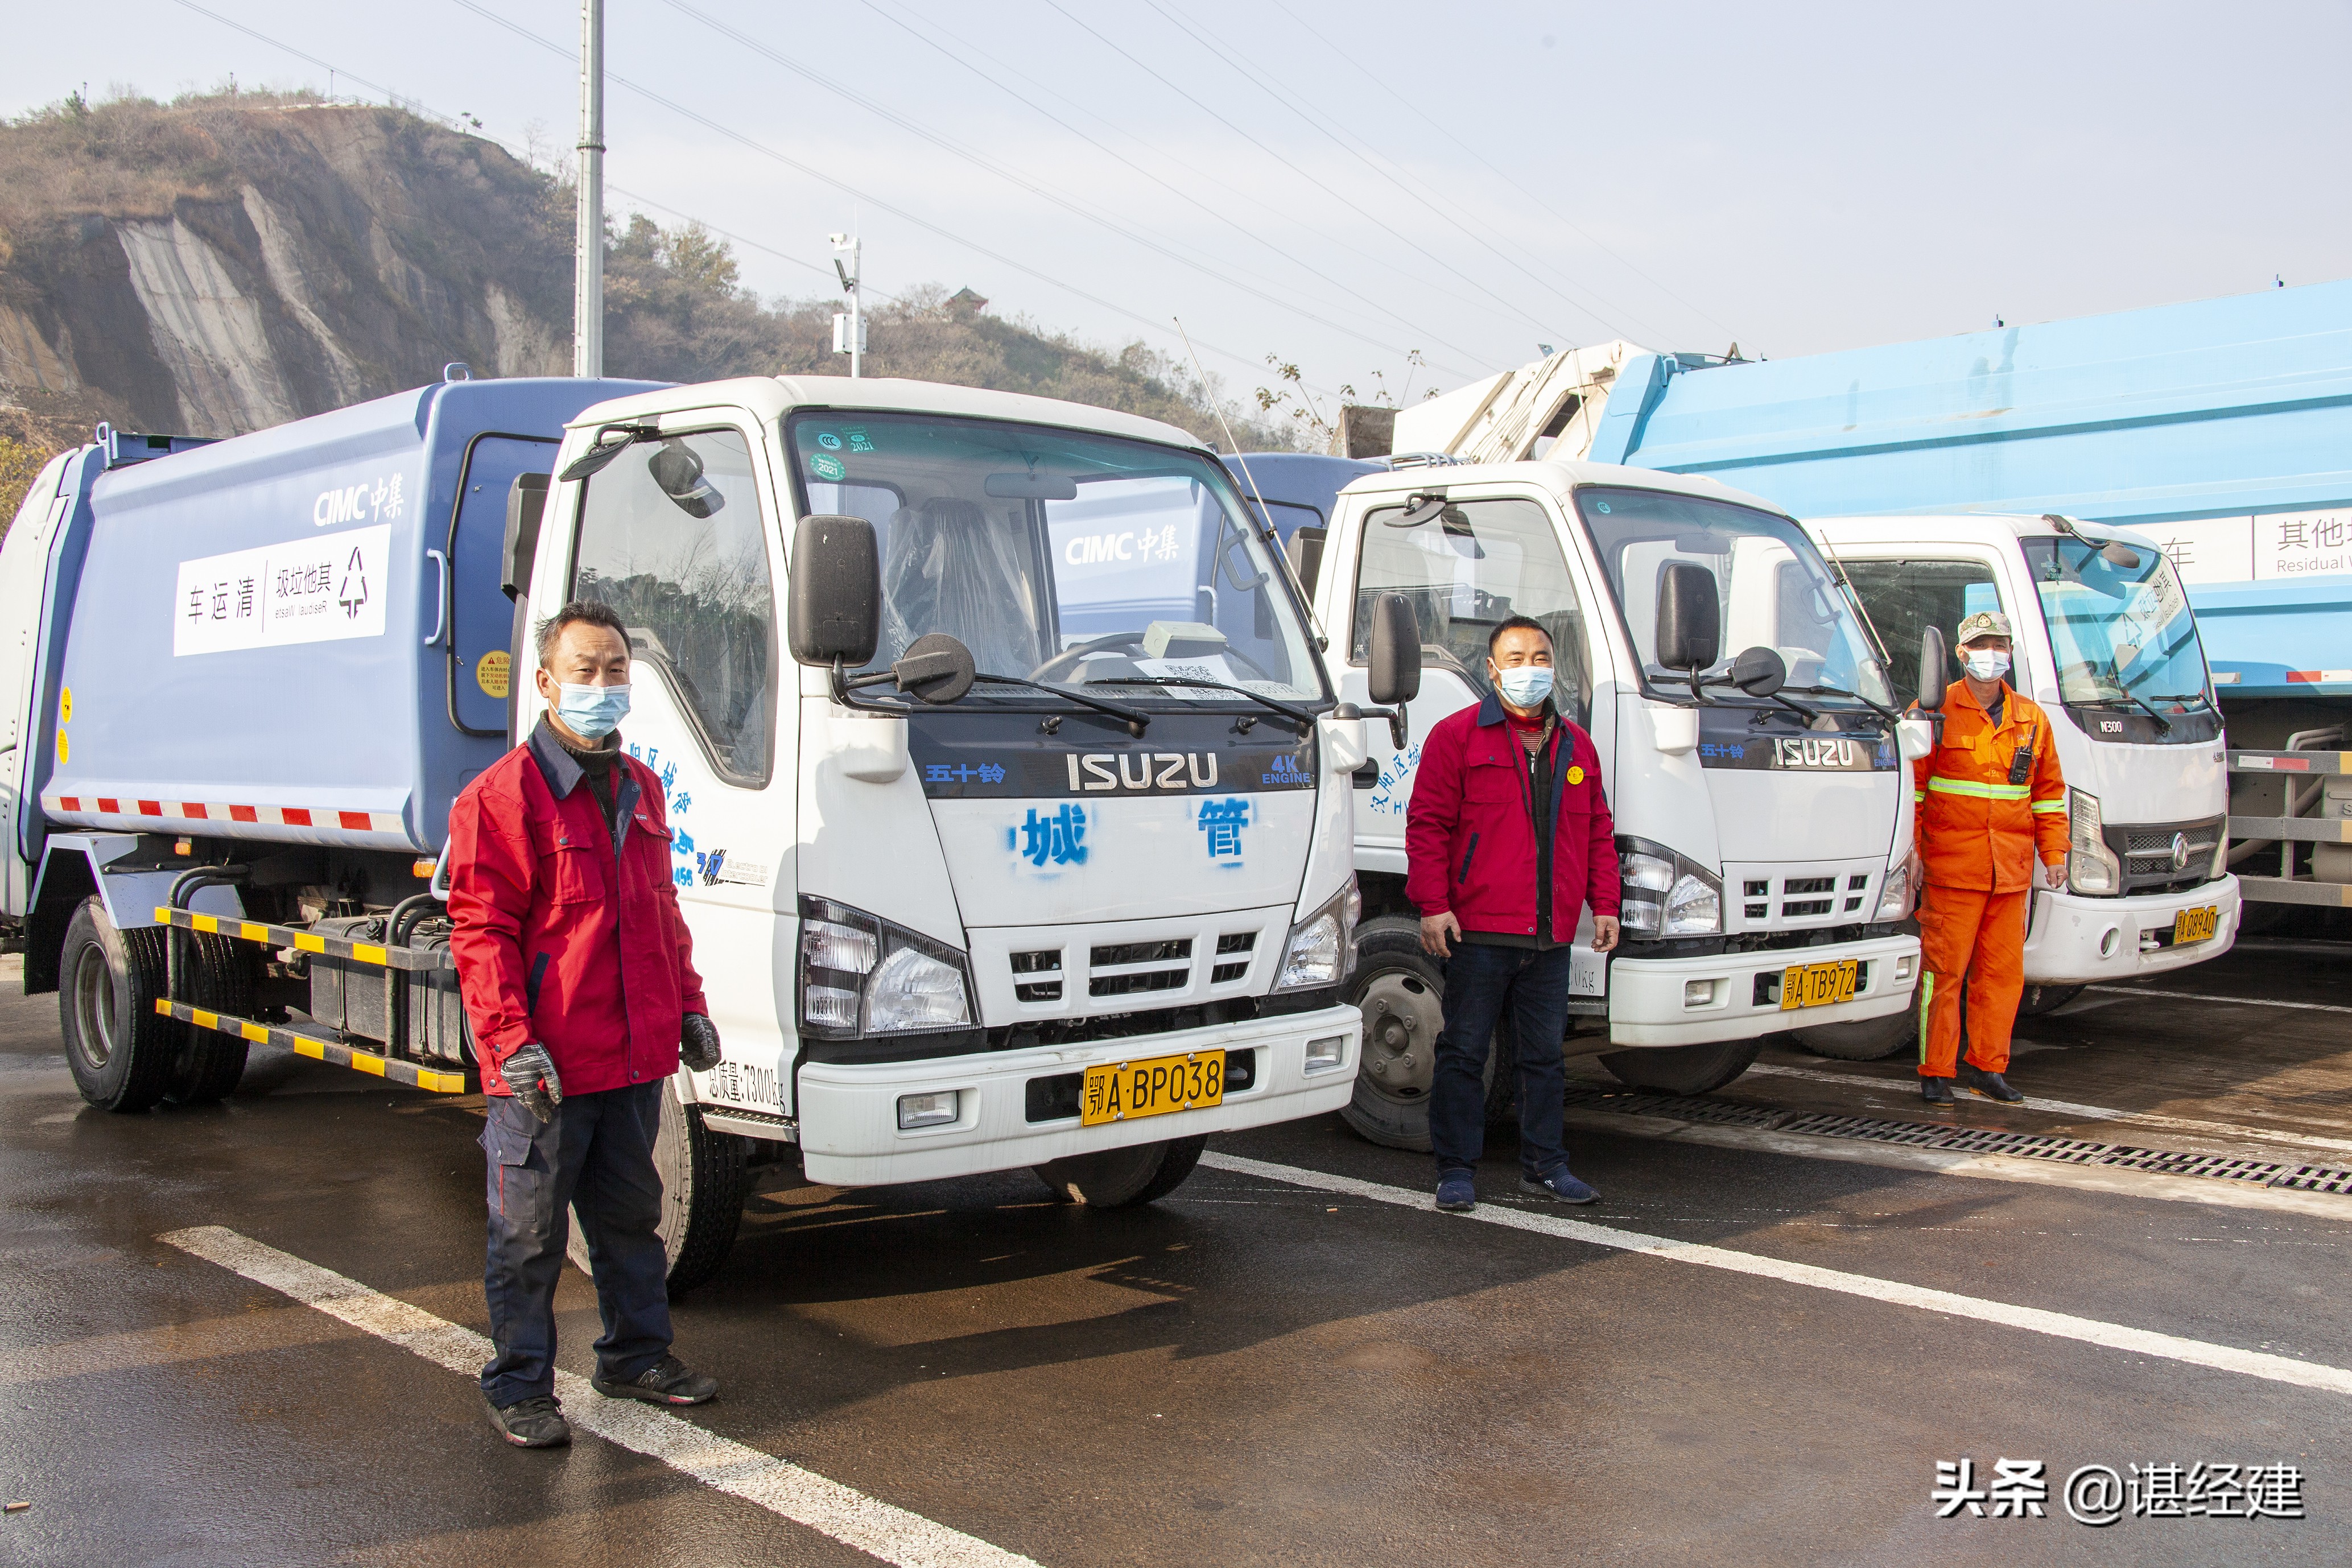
[1917,883,2029,1078]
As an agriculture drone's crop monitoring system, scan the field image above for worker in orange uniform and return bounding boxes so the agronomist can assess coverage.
[1909,610,2069,1106]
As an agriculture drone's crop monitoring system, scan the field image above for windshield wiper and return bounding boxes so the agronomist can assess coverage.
[1112,675,1315,735]
[1784,682,1903,728]
[2076,692,2174,733]
[971,673,1150,737]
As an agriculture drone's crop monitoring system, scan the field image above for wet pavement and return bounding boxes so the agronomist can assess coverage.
[3,939,2349,1566]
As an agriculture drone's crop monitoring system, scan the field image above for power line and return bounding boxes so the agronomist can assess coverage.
[653,0,1463,372]
[1038,0,1570,344]
[1265,0,1743,346]
[1140,0,1674,348]
[853,0,1487,376]
[441,0,1317,394]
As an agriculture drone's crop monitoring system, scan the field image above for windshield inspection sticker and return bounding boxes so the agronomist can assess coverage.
[173,525,391,657]
[810,453,845,481]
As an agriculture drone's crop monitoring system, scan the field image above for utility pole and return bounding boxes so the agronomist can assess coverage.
[574,0,605,379]
[830,233,864,378]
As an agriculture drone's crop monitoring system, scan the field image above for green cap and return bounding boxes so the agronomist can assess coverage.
[1957,610,2012,643]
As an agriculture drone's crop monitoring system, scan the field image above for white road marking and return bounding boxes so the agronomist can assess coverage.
[1198,1153,2352,1398]
[1744,1062,2352,1157]
[158,1226,1039,1568]
[2086,984,2352,1016]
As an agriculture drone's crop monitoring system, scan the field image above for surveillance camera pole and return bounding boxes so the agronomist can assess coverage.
[573,0,605,379]
[830,233,863,379]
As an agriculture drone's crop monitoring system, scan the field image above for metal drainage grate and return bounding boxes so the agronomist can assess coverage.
[2275,1165,2352,1195]
[1566,1085,2352,1194]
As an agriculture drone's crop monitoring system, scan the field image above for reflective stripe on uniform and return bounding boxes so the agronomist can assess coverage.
[1926,777,2032,800]
[2031,799,2065,812]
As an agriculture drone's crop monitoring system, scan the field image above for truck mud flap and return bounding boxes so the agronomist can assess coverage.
[154,1000,474,1095]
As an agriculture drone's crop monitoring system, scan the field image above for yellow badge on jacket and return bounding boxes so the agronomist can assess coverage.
[1567,765,1584,785]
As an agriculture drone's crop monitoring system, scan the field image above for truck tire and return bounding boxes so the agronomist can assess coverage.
[2018,983,2085,1017]
[166,933,253,1105]
[1791,984,1919,1062]
[1598,1037,1763,1096]
[58,898,177,1113]
[1339,917,1510,1152]
[567,1076,748,1297]
[1033,1133,1207,1207]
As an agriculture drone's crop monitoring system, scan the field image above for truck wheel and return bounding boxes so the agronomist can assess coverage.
[1033,1133,1207,1207]
[167,933,253,1105]
[2018,984,2085,1016]
[1791,985,1918,1062]
[567,1076,748,1296]
[1338,917,1508,1152]
[57,898,176,1113]
[1598,1037,1763,1096]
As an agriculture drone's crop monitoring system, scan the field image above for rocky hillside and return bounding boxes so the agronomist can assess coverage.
[0,90,1288,522]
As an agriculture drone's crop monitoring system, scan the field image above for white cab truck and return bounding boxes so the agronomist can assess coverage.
[1290,457,1928,1146]
[2,374,1394,1288]
[1790,513,2239,1055]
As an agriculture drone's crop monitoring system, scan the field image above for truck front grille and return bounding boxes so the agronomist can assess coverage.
[2105,816,2225,896]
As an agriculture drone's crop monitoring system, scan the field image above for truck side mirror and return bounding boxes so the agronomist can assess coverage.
[788,514,881,667]
[1728,645,1786,698]
[1365,592,1421,749]
[502,473,549,603]
[1285,525,1326,596]
[1654,560,1720,672]
[1917,626,1949,711]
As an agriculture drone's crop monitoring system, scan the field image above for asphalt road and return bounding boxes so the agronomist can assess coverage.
[3,942,2347,1566]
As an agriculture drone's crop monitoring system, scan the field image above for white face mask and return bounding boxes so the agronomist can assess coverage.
[1962,649,2011,682]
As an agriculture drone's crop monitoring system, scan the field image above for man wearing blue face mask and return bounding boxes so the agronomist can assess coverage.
[447,601,727,1449]
[1406,617,1621,1212]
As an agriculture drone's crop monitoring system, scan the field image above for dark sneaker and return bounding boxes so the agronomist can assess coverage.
[1434,1173,1477,1212]
[1520,1166,1600,1204]
[592,1354,718,1407]
[1957,1063,2025,1103]
[1921,1075,1956,1106]
[484,1392,570,1448]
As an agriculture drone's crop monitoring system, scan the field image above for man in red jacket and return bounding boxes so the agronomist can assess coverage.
[448,601,726,1449]
[1406,617,1621,1213]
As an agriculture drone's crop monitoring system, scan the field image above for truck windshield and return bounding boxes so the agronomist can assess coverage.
[788,412,1323,705]
[2020,536,2211,714]
[1575,485,1893,708]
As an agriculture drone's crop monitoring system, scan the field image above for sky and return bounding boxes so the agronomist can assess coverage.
[7,0,2348,411]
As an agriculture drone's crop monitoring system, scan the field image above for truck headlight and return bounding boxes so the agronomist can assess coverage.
[1277,878,1357,991]
[1615,837,1722,939]
[1874,859,1913,921]
[2066,788,2122,897]
[798,896,975,1037]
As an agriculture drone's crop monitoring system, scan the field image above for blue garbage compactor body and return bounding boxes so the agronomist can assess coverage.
[25,378,660,883]
[1581,279,2352,702]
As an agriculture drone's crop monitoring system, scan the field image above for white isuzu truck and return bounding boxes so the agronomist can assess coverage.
[1283,457,1929,1146]
[1788,512,2239,1056]
[2,373,1394,1286]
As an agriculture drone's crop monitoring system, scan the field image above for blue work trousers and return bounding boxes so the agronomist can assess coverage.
[479,1080,672,1406]
[1429,941,1573,1179]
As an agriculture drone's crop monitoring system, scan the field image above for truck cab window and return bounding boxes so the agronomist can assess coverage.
[570,428,777,785]
[1839,558,2009,707]
[1350,496,1591,717]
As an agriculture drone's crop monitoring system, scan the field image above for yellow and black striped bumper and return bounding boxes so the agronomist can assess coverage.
[155,1001,473,1095]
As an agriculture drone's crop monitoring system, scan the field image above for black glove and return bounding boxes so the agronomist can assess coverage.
[680,1013,723,1074]
[502,1041,563,1124]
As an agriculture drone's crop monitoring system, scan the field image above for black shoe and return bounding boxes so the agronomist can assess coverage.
[592,1354,719,1406]
[485,1392,570,1448]
[1921,1075,1955,1106]
[1957,1063,2024,1103]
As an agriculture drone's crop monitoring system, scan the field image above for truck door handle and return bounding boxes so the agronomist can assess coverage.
[423,548,448,646]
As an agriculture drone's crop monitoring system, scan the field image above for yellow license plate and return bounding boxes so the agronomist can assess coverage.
[1780,959,1860,1011]
[2173,905,2219,944]
[1082,1051,1225,1127]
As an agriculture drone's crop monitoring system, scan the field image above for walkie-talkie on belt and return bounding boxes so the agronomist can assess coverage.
[2008,724,2038,786]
